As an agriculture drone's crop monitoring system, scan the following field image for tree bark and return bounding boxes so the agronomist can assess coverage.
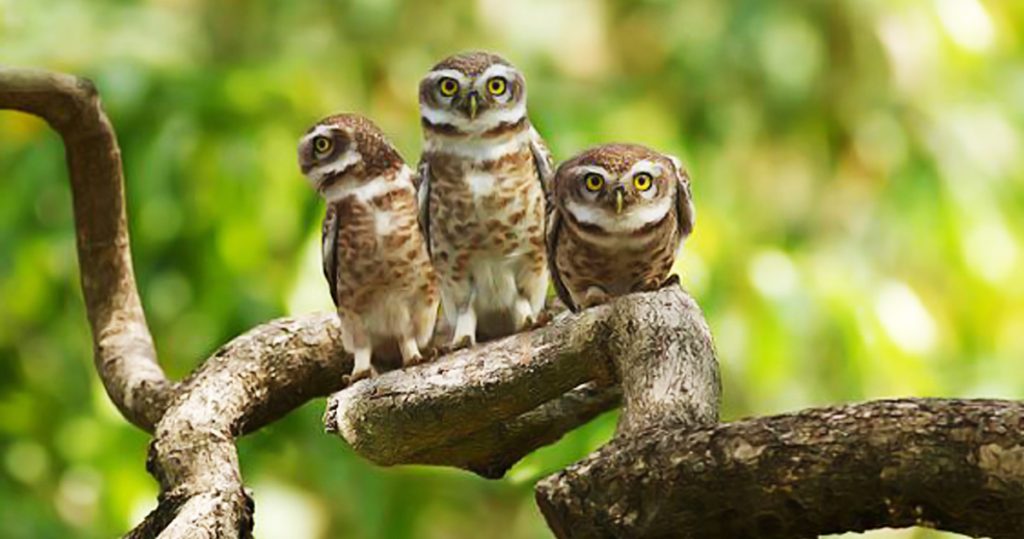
[536,398,1024,539]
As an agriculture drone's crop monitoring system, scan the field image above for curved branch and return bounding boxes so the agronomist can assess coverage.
[0,67,171,430]
[129,313,350,538]
[536,398,1024,539]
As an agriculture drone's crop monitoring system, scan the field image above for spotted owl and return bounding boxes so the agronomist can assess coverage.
[547,143,695,312]
[298,114,440,381]
[417,51,553,347]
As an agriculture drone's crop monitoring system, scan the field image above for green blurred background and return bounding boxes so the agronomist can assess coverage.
[1,0,1022,537]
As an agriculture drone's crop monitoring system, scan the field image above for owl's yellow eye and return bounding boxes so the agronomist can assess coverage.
[633,172,653,191]
[313,136,333,154]
[439,78,459,97]
[487,77,507,95]
[584,173,604,192]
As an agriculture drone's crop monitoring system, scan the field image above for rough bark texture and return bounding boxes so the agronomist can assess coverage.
[325,300,620,469]
[536,398,1024,539]
[6,66,1024,539]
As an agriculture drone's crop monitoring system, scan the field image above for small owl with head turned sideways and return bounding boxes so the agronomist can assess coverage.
[547,143,695,312]
[418,51,553,347]
[298,113,440,382]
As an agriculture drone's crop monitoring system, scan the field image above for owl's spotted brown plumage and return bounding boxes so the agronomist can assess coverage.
[298,113,439,381]
[418,51,553,346]
[547,144,695,311]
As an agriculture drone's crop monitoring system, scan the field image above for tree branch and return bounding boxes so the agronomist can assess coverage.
[536,398,1024,539]
[325,287,718,477]
[0,66,171,430]
[130,314,350,538]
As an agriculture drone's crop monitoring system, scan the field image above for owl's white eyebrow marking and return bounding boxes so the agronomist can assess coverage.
[423,69,470,84]
[300,124,340,146]
[621,159,666,181]
[476,64,520,85]
[567,165,610,179]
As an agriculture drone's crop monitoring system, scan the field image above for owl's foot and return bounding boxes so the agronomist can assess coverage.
[660,274,681,289]
[399,337,428,368]
[421,345,443,361]
[450,334,474,352]
[403,354,429,368]
[345,366,377,385]
[451,306,477,352]
[346,347,374,385]
[528,310,553,330]
[581,286,611,309]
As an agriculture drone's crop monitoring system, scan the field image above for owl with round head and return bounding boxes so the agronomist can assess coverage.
[547,143,695,311]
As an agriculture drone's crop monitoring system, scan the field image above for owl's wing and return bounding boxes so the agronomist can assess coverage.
[670,156,696,242]
[527,123,554,197]
[546,209,578,312]
[416,158,432,256]
[321,203,341,307]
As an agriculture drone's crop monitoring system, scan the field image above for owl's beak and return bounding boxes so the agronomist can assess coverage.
[467,91,479,120]
[615,188,625,214]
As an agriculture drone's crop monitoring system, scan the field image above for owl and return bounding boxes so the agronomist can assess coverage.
[298,114,440,382]
[547,144,695,311]
[417,51,553,347]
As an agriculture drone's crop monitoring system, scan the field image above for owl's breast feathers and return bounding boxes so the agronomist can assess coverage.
[555,203,680,302]
[422,133,547,269]
[324,170,437,312]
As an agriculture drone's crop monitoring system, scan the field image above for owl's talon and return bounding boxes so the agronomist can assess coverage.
[450,335,474,352]
[403,354,429,368]
[529,310,553,330]
[421,346,443,361]
[349,367,375,384]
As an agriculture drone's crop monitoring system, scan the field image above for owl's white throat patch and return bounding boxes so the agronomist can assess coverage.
[565,197,672,235]
[422,126,531,162]
[420,101,527,136]
[321,167,414,203]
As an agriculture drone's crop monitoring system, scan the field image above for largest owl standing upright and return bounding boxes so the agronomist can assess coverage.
[418,52,553,346]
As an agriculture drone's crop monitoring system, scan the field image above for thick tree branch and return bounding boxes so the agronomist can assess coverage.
[326,287,718,476]
[325,301,619,469]
[536,398,1024,539]
[129,314,350,538]
[0,66,171,430]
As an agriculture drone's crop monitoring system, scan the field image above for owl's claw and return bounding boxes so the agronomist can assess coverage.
[403,354,429,368]
[421,346,443,361]
[448,335,474,353]
[527,310,553,330]
[347,366,376,385]
[661,274,681,289]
